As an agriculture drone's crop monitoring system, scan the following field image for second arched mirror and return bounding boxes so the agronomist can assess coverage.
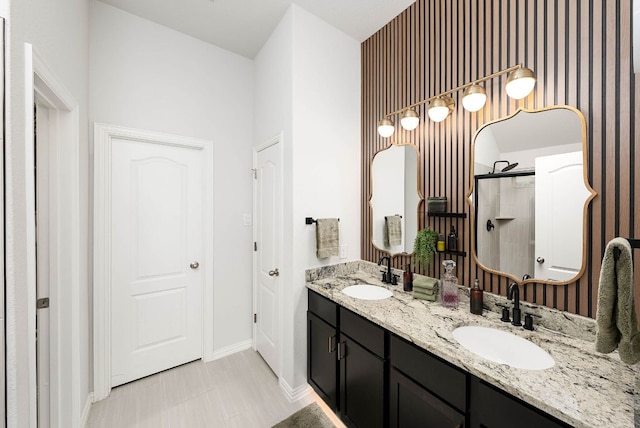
[370,143,422,256]
[467,106,596,285]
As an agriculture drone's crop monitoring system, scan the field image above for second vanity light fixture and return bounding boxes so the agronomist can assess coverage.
[377,64,536,138]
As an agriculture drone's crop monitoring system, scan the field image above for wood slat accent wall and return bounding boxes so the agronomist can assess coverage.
[361,0,638,318]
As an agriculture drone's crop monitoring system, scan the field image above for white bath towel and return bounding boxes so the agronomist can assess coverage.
[315,218,339,259]
[595,237,640,364]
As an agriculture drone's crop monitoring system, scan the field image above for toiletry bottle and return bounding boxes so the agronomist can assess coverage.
[470,279,483,315]
[403,263,413,292]
[447,225,458,251]
[441,260,458,308]
[437,234,445,252]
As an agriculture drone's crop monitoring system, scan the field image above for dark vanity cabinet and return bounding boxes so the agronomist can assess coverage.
[339,307,386,428]
[308,290,572,428]
[390,335,467,428]
[307,291,339,409]
[307,290,387,427]
[469,377,571,428]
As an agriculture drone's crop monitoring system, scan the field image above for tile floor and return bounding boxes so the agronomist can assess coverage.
[86,349,340,427]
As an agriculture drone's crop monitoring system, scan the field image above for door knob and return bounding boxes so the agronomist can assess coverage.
[190,261,200,269]
[268,268,279,277]
[536,257,545,264]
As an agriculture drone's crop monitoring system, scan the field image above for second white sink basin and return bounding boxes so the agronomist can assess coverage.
[342,284,393,300]
[452,325,555,370]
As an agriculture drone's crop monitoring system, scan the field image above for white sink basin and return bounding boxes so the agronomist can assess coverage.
[452,325,555,370]
[341,284,393,300]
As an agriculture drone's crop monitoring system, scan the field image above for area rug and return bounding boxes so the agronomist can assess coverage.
[272,403,336,428]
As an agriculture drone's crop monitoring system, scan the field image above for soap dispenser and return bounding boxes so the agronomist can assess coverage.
[403,263,413,292]
[447,225,458,251]
[470,279,483,315]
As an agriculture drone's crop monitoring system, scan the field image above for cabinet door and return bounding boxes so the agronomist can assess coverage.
[339,335,385,428]
[390,368,465,428]
[469,377,570,428]
[308,312,338,409]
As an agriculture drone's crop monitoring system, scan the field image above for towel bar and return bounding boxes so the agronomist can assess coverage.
[305,217,340,225]
[384,215,403,220]
[613,238,640,261]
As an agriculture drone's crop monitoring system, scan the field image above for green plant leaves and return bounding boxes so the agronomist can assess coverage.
[413,228,437,267]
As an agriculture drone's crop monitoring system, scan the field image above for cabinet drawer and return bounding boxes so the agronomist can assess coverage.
[308,290,337,327]
[390,334,467,412]
[339,307,385,358]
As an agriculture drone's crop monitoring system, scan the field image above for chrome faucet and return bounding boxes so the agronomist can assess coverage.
[378,256,392,284]
[507,282,522,326]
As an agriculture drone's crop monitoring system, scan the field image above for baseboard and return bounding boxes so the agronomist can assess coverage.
[278,378,313,404]
[80,392,94,427]
[206,339,253,362]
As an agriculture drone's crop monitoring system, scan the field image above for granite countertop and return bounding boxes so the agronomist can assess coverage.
[306,261,638,428]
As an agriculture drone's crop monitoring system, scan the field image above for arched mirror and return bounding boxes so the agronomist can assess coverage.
[370,143,422,256]
[467,106,596,285]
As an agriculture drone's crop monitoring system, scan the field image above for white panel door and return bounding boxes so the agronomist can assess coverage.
[255,141,282,375]
[111,139,203,387]
[535,151,589,281]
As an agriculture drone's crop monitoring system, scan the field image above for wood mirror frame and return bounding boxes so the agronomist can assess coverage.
[466,105,597,286]
[370,142,423,257]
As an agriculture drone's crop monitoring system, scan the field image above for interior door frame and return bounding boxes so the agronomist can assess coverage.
[251,133,284,376]
[93,123,215,401]
[21,45,82,427]
[17,43,84,427]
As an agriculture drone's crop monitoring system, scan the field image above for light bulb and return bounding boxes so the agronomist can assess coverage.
[461,84,487,112]
[428,97,454,122]
[400,108,420,130]
[505,66,536,99]
[377,118,395,138]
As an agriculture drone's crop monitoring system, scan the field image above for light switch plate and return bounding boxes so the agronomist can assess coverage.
[340,245,348,259]
[243,214,252,226]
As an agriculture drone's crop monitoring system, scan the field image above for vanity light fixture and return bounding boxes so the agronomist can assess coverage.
[377,117,395,137]
[377,64,536,137]
[461,83,487,112]
[400,108,420,130]
[505,66,537,99]
[427,96,455,122]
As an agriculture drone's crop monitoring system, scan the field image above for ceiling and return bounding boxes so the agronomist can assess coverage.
[98,0,416,59]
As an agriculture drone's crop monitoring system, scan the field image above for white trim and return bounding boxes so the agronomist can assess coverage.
[17,44,83,428]
[208,339,252,362]
[27,45,82,427]
[252,133,285,379]
[79,393,93,428]
[23,42,39,428]
[278,378,313,404]
[93,123,215,401]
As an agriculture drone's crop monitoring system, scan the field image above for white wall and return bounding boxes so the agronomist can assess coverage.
[255,4,361,393]
[291,5,361,391]
[4,0,90,426]
[90,0,255,357]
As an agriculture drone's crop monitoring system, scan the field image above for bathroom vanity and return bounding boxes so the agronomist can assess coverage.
[306,261,637,428]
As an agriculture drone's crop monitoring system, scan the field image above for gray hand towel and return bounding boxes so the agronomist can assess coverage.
[316,218,340,259]
[385,215,402,247]
[595,237,640,364]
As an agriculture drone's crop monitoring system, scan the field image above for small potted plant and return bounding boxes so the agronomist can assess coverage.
[413,227,438,267]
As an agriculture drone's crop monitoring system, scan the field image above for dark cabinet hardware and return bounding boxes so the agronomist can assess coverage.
[328,335,336,353]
